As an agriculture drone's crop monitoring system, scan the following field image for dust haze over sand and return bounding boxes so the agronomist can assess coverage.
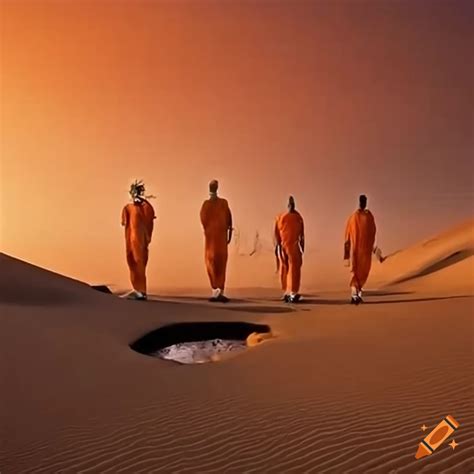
[1,221,473,473]
[1,0,473,290]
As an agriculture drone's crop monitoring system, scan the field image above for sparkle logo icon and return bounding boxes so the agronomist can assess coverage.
[415,415,460,459]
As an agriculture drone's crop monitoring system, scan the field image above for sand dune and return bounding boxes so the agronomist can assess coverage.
[1,222,473,473]
[372,219,474,295]
[0,253,95,306]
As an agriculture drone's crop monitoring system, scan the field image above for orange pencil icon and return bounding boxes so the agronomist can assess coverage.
[415,415,460,459]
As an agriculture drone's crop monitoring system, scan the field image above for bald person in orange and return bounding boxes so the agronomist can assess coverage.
[275,196,305,303]
[121,180,156,301]
[200,180,233,303]
[344,194,380,305]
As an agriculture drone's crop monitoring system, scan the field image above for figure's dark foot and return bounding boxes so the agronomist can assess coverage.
[287,294,302,303]
[208,297,218,303]
[127,291,147,301]
[282,294,289,302]
[351,296,361,305]
[216,294,230,303]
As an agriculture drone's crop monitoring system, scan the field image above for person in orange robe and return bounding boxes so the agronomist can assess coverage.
[344,194,377,305]
[121,180,156,301]
[200,180,233,303]
[275,196,305,303]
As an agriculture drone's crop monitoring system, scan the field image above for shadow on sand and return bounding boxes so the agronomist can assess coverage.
[300,295,473,306]
[91,285,113,294]
[221,306,294,314]
[365,295,473,305]
[148,295,249,304]
[147,296,294,314]
[147,293,473,310]
[362,290,414,297]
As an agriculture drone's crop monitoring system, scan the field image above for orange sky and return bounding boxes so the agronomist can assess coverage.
[1,0,473,290]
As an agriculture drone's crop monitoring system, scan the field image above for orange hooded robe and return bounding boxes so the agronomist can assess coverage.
[121,200,156,294]
[275,211,305,294]
[200,197,232,291]
[344,209,376,291]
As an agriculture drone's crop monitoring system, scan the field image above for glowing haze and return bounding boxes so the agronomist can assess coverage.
[1,0,472,290]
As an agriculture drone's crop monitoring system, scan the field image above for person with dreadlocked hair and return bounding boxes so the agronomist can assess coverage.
[344,194,382,305]
[274,196,305,303]
[200,179,233,302]
[121,180,156,300]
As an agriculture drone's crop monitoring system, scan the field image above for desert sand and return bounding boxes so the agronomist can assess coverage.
[1,221,473,473]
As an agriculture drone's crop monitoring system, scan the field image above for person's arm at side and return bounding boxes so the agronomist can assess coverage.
[121,206,128,227]
[200,201,207,229]
[274,218,282,272]
[227,204,233,244]
[344,215,352,265]
[146,202,156,242]
[274,217,283,255]
[370,212,376,249]
[300,217,305,254]
[274,218,282,245]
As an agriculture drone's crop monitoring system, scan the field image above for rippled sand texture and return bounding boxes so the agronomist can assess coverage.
[1,221,473,473]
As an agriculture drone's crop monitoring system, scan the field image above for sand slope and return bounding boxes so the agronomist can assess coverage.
[1,228,473,473]
[372,219,474,295]
[0,254,97,306]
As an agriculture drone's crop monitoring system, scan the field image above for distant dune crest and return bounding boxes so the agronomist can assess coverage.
[372,219,474,294]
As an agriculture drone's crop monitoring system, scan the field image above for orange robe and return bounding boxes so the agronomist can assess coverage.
[344,209,376,291]
[121,200,155,294]
[200,197,232,290]
[275,211,304,294]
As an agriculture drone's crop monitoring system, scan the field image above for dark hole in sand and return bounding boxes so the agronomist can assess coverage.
[130,322,272,364]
